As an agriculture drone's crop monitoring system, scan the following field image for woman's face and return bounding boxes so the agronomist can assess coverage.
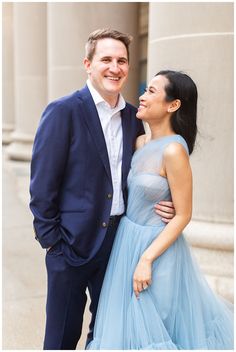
[136,75,172,122]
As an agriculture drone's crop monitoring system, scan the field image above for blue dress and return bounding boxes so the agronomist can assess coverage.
[87,135,234,350]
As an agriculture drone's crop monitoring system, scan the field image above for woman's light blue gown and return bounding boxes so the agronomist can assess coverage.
[87,135,234,350]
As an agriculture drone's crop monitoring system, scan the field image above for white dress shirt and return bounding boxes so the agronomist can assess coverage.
[87,79,125,216]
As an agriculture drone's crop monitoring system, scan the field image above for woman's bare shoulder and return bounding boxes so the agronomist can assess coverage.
[135,134,150,150]
[163,142,190,173]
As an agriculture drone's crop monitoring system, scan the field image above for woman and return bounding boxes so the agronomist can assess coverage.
[87,70,233,349]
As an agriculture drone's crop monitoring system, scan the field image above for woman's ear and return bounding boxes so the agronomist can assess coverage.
[168,99,181,113]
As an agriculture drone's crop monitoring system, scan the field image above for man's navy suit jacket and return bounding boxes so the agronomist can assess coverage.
[30,85,144,266]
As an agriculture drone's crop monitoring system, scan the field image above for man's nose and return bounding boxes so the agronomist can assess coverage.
[109,60,120,73]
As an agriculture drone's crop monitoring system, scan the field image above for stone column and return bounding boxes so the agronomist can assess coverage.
[2,3,15,144]
[47,2,139,105]
[148,3,233,301]
[7,3,47,161]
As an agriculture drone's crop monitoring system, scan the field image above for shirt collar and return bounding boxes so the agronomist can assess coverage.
[87,79,126,111]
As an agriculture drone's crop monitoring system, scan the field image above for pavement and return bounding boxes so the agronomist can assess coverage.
[2,147,90,350]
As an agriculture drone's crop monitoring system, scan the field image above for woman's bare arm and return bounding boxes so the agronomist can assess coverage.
[133,142,192,297]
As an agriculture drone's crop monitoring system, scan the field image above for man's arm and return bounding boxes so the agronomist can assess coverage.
[29,101,72,248]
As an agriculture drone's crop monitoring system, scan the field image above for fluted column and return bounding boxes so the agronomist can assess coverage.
[47,2,139,105]
[148,3,233,301]
[2,3,15,144]
[7,3,47,161]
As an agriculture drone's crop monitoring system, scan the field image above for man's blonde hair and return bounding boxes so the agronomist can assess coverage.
[85,28,133,62]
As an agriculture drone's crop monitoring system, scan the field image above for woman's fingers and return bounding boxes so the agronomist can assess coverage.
[133,259,152,298]
[142,283,148,291]
[133,280,151,298]
[133,281,142,298]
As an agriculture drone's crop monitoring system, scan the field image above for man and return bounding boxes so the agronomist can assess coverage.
[30,29,174,350]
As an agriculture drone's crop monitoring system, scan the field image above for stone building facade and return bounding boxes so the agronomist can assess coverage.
[3,2,234,301]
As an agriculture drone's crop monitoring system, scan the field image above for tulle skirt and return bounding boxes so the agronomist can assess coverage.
[87,216,234,350]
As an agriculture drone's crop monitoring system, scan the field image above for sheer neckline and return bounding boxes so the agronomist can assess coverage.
[144,134,180,145]
[133,134,181,159]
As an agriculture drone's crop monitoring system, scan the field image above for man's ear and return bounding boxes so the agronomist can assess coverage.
[168,99,181,113]
[83,57,91,74]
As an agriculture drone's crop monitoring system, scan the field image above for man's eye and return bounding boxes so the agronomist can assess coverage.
[102,58,110,63]
[118,60,127,65]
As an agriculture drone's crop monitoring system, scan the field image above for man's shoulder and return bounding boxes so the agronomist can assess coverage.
[44,86,92,114]
[123,101,138,122]
[125,101,138,113]
[48,90,81,109]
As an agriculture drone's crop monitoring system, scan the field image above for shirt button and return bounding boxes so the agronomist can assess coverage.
[107,193,112,199]
[102,222,107,228]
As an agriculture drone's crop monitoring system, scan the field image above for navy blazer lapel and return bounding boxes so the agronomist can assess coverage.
[121,105,133,190]
[78,86,112,182]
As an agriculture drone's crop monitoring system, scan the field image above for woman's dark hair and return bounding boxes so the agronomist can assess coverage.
[156,70,198,154]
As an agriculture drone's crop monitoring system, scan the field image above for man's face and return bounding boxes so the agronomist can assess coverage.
[84,38,129,105]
